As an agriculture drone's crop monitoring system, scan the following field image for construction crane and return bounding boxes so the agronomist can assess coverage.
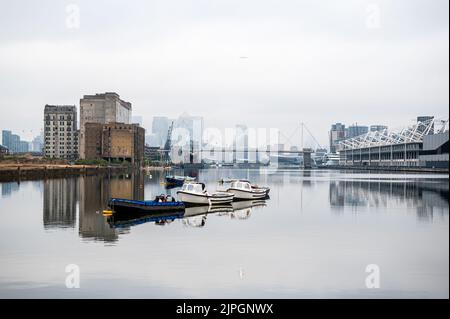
[162,121,174,163]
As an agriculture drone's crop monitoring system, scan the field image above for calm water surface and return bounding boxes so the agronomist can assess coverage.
[0,169,448,298]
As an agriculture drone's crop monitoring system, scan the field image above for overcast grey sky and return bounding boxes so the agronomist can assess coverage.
[0,0,448,147]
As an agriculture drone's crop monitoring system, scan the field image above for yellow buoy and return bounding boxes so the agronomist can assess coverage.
[102,210,113,216]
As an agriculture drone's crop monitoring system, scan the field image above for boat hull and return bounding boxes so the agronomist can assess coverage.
[256,186,270,195]
[227,188,267,200]
[177,191,210,205]
[109,198,185,213]
[177,191,235,205]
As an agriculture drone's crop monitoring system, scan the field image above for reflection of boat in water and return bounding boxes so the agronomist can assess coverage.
[107,210,184,228]
[109,196,185,213]
[182,204,234,228]
[177,182,235,205]
[184,203,234,217]
[209,199,268,220]
[231,199,267,210]
[106,197,268,229]
[230,199,267,219]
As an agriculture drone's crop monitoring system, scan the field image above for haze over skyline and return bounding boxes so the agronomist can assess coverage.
[0,0,448,147]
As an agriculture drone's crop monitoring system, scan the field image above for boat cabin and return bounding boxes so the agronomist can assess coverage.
[230,181,252,190]
[181,183,206,193]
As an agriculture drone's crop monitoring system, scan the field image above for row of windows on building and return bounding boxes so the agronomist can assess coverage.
[45,127,75,132]
[45,119,74,123]
[342,151,420,161]
[45,135,78,139]
[45,115,73,121]
[45,132,77,136]
[45,143,79,147]
[341,143,422,152]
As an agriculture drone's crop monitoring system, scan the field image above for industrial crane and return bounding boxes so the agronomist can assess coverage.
[162,121,174,163]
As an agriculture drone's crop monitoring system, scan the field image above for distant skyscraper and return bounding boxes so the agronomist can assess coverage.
[1,130,29,154]
[347,125,369,139]
[10,134,20,153]
[152,116,170,147]
[2,130,11,150]
[31,133,44,153]
[174,113,204,149]
[145,133,160,147]
[234,124,248,163]
[44,105,78,159]
[19,141,29,153]
[329,123,346,153]
[370,125,388,132]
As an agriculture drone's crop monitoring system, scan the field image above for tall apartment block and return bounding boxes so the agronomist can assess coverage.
[329,123,346,153]
[79,92,132,159]
[44,105,79,159]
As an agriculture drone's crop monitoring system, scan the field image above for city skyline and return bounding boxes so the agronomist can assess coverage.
[0,105,446,153]
[0,1,448,302]
[0,0,448,146]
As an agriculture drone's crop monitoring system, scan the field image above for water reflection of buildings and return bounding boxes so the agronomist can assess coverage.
[40,171,269,240]
[43,179,78,229]
[78,174,144,242]
[329,179,449,221]
[41,173,144,242]
[1,182,20,197]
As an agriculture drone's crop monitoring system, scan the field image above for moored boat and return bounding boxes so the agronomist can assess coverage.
[165,175,196,186]
[226,180,269,200]
[109,195,185,214]
[177,182,235,205]
[220,179,270,196]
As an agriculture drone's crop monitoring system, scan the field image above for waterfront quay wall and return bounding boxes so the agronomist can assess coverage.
[0,164,133,183]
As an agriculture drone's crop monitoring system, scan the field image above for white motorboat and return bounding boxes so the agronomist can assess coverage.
[177,182,235,205]
[220,179,270,196]
[226,180,269,200]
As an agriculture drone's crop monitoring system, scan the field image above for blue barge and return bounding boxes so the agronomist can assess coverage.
[109,197,185,213]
